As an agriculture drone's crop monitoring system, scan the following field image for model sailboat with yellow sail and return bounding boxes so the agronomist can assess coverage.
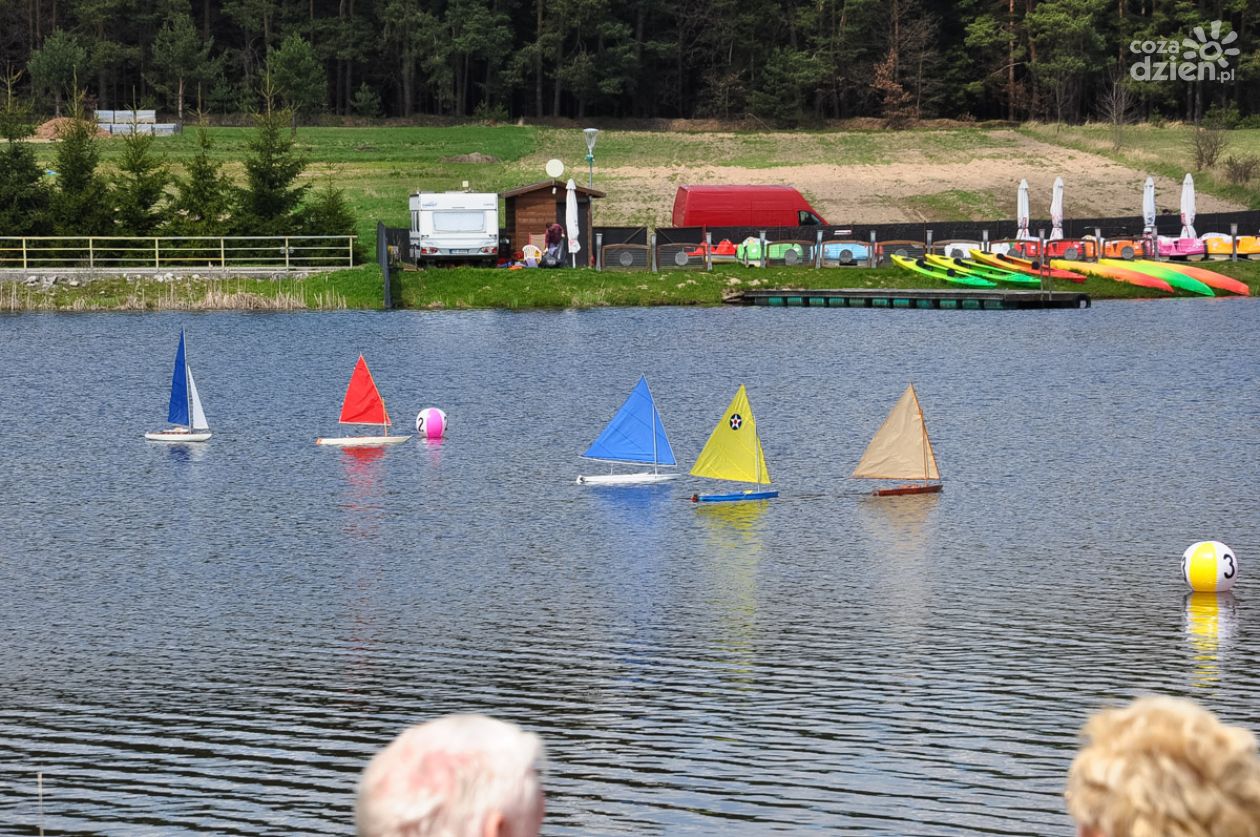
[689,384,778,503]
[852,384,941,496]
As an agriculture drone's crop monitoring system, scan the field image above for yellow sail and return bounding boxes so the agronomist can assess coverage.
[690,385,772,485]
[852,384,940,481]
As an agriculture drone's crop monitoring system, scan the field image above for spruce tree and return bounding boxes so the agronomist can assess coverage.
[300,179,362,262]
[114,128,170,236]
[166,122,235,236]
[48,99,111,236]
[0,75,51,236]
[236,101,308,235]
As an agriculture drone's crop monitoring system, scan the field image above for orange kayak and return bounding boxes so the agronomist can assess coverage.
[969,249,1086,282]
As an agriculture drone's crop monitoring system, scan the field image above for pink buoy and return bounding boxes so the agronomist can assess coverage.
[415,407,447,441]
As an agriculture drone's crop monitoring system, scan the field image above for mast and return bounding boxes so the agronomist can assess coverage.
[649,378,658,474]
[182,329,192,430]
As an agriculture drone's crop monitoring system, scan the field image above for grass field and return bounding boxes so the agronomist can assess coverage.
[31,121,1260,250]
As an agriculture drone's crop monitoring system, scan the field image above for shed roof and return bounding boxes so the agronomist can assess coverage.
[502,179,607,199]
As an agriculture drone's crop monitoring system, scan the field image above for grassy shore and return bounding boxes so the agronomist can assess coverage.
[7,260,1260,311]
[31,121,1260,252]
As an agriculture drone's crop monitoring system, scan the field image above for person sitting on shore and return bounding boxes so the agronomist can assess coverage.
[542,223,564,268]
[1065,695,1260,837]
[356,714,546,837]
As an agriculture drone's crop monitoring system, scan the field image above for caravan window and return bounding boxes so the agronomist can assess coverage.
[433,211,486,232]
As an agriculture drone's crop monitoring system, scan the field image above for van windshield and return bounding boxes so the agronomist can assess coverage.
[799,211,821,225]
[433,211,486,232]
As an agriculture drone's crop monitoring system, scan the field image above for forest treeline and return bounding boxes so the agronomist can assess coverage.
[4,0,1260,125]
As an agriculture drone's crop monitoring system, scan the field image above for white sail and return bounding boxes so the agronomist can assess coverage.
[188,367,210,431]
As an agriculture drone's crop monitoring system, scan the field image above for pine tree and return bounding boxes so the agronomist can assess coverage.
[268,35,325,134]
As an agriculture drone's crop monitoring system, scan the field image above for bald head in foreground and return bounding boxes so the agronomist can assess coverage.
[356,715,546,837]
[1066,695,1260,837]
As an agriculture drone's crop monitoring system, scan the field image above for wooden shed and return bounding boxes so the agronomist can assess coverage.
[503,180,606,264]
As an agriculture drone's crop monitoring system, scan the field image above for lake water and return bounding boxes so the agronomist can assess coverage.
[1,301,1259,835]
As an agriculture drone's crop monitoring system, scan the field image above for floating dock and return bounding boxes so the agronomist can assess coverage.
[726,288,1090,310]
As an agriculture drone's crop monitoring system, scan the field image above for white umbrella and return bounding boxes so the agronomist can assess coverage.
[1016,179,1031,240]
[1180,173,1197,239]
[1049,177,1064,240]
[1142,176,1156,235]
[565,178,582,268]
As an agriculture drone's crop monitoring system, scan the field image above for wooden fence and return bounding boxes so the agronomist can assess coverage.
[0,236,357,270]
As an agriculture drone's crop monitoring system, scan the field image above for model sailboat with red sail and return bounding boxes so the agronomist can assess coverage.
[315,355,411,447]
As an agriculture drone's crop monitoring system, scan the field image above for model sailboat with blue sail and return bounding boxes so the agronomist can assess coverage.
[690,385,777,502]
[146,329,212,442]
[577,376,678,485]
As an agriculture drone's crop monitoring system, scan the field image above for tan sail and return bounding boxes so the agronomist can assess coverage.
[852,384,940,481]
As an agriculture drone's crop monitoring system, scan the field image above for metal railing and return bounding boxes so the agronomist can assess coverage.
[0,236,357,270]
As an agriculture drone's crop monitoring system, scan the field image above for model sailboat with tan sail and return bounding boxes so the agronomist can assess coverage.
[852,384,941,496]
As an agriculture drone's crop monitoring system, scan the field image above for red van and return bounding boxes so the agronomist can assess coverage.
[671,185,828,228]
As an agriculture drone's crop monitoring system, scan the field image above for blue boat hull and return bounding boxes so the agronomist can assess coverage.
[692,490,779,503]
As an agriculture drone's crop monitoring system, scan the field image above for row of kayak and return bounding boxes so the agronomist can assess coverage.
[891,250,1250,296]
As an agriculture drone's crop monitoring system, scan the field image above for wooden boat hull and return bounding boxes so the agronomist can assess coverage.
[315,435,411,447]
[145,429,211,442]
[692,489,778,503]
[576,472,678,485]
[874,483,942,497]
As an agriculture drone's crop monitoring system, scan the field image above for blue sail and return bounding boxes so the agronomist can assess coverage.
[581,376,676,466]
[166,330,190,427]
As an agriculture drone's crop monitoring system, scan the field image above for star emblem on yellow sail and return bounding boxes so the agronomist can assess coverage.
[729,413,742,430]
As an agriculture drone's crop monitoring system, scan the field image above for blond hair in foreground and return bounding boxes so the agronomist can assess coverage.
[357,714,546,837]
[1066,695,1260,837]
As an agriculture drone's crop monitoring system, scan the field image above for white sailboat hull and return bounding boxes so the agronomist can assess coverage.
[576,472,678,485]
[146,428,212,442]
[316,434,411,447]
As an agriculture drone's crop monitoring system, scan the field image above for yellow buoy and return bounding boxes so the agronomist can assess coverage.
[1181,541,1238,592]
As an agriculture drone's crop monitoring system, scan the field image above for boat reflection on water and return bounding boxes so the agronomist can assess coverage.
[855,492,940,625]
[695,499,768,681]
[165,441,209,463]
[1184,591,1237,690]
[338,445,386,539]
[855,491,940,553]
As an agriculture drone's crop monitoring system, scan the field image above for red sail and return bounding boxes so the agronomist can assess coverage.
[338,355,391,425]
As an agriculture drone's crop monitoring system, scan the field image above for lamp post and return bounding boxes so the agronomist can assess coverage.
[583,128,600,189]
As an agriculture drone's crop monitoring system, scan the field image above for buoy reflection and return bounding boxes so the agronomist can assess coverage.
[1184,590,1237,689]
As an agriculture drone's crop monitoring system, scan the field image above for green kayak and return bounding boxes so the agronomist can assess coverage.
[925,254,1040,287]
[1100,260,1214,297]
[891,254,996,288]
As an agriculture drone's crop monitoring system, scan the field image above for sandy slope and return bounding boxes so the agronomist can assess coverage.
[581,130,1243,227]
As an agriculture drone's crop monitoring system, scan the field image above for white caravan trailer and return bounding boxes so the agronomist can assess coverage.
[408,192,499,266]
